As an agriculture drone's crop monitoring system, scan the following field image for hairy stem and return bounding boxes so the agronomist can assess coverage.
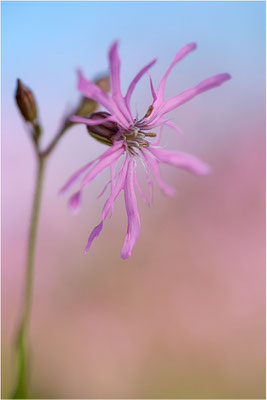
[12,157,46,399]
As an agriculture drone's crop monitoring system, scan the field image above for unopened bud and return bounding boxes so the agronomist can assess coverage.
[95,76,110,93]
[87,112,119,146]
[15,79,37,122]
[74,97,98,117]
[74,76,110,118]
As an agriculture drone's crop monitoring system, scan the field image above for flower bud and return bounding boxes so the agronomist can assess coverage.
[15,79,37,122]
[74,97,98,117]
[95,76,110,93]
[87,112,119,146]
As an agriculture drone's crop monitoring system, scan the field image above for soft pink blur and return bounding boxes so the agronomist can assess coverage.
[2,110,265,397]
[2,3,265,395]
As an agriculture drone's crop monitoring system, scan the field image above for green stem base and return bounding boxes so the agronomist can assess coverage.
[12,158,46,399]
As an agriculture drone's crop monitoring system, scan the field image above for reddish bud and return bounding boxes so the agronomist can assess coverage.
[15,79,37,122]
[86,112,119,145]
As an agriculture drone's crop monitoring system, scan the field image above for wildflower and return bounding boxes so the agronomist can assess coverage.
[61,42,231,259]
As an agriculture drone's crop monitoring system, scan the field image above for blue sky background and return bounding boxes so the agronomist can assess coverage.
[2,1,265,144]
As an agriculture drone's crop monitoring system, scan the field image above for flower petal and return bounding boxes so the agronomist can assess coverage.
[148,147,211,175]
[157,43,197,101]
[77,69,128,127]
[97,180,111,199]
[68,191,82,214]
[109,161,116,217]
[121,159,141,259]
[142,150,176,197]
[125,59,157,110]
[70,114,116,126]
[159,119,183,135]
[149,43,197,118]
[147,71,157,102]
[153,124,164,146]
[151,119,183,146]
[84,156,130,253]
[77,69,114,114]
[159,73,231,116]
[109,41,133,123]
[81,143,124,188]
[59,141,123,195]
[59,160,96,195]
[134,169,150,206]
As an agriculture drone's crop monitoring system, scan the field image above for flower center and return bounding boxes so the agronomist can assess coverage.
[122,127,156,153]
[85,111,157,152]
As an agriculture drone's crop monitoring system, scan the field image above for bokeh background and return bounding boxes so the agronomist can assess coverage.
[2,1,265,398]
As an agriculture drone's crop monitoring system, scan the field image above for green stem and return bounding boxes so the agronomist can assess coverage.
[12,157,46,399]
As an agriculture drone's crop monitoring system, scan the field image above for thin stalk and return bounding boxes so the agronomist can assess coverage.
[41,121,72,158]
[12,157,46,399]
[11,87,89,398]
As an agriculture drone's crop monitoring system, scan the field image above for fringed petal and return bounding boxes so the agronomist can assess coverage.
[97,180,111,199]
[125,59,157,110]
[109,161,116,217]
[147,71,157,102]
[146,173,154,205]
[159,73,231,116]
[84,157,130,253]
[134,169,150,206]
[148,43,197,119]
[148,147,211,175]
[68,191,82,214]
[60,141,123,195]
[77,69,114,114]
[157,43,196,102]
[159,119,183,136]
[81,144,124,188]
[109,42,133,123]
[70,114,116,126]
[59,160,96,195]
[142,150,176,197]
[121,159,141,259]
[84,221,104,254]
[153,124,164,146]
[77,69,128,127]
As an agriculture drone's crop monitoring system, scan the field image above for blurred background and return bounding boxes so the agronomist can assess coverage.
[2,1,265,398]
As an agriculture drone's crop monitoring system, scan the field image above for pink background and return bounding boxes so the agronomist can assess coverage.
[2,1,265,398]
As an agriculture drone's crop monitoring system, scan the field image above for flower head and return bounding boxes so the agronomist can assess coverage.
[61,41,231,259]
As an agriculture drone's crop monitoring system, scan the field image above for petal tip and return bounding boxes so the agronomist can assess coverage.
[76,67,82,76]
[223,73,232,81]
[109,40,120,54]
[218,73,232,84]
[189,42,197,50]
[121,251,131,260]
[169,189,177,197]
[68,191,81,214]
[76,68,84,85]
[199,165,211,175]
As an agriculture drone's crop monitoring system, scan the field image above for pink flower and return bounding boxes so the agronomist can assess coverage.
[61,41,231,259]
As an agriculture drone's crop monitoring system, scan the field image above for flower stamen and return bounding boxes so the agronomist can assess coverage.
[144,132,157,137]
[144,105,153,118]
[122,126,154,151]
